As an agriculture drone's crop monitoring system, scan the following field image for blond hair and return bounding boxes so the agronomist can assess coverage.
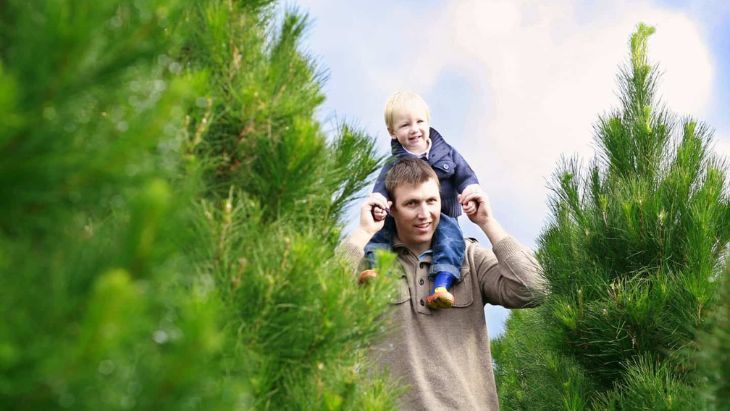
[383,91,431,132]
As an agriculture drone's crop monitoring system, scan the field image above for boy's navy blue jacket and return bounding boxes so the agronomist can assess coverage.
[373,128,479,218]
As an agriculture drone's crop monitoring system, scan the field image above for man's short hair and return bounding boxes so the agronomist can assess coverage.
[385,157,439,200]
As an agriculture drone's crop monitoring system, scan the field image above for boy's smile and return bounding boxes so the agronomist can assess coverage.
[389,102,431,155]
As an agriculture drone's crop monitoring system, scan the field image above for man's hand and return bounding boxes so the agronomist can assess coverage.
[370,192,389,222]
[459,186,491,226]
[459,187,507,245]
[459,184,481,215]
[361,193,390,233]
[348,193,392,250]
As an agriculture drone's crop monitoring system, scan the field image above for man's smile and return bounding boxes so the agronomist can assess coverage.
[389,179,441,254]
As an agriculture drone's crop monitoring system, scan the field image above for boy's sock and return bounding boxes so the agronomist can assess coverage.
[425,271,456,309]
[433,271,456,291]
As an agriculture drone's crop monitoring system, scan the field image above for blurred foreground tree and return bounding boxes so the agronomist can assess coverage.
[0,0,242,409]
[0,0,400,409]
[492,24,729,410]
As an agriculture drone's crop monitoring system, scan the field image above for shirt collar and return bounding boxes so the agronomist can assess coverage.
[417,249,433,261]
[392,235,433,260]
[402,137,432,160]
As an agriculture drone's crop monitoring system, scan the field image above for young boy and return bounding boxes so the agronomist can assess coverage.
[363,91,481,309]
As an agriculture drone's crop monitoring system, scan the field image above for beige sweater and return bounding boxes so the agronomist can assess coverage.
[338,236,547,410]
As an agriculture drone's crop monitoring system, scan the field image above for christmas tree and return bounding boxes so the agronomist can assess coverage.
[1,0,400,409]
[179,1,400,409]
[0,0,242,409]
[492,24,729,410]
[696,259,730,410]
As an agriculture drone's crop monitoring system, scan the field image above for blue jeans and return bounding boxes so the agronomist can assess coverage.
[364,214,465,281]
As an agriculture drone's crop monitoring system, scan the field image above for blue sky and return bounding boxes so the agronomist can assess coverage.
[289,0,730,338]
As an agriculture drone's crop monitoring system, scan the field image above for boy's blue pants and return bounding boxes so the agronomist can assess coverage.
[364,214,464,281]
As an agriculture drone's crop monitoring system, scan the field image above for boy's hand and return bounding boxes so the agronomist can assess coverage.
[460,187,508,244]
[370,193,389,222]
[460,188,492,225]
[347,194,392,251]
[359,193,391,235]
[459,184,481,215]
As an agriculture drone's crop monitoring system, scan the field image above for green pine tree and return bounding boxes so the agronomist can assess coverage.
[178,1,402,409]
[0,0,244,409]
[696,258,730,410]
[1,0,400,409]
[492,24,730,410]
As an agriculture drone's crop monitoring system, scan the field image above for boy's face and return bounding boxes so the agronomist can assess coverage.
[389,101,430,154]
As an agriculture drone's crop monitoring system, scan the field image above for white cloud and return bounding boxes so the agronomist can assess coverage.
[295,0,726,338]
[393,1,717,244]
[715,134,730,161]
[650,15,714,115]
[298,0,721,239]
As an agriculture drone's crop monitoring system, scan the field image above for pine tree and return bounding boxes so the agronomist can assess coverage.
[696,258,730,410]
[492,24,730,410]
[1,0,400,409]
[0,0,244,409]
[178,1,401,409]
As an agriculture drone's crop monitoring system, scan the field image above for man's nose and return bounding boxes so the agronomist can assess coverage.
[416,204,428,218]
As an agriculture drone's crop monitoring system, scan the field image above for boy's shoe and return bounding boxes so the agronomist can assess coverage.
[425,286,454,309]
[358,269,377,285]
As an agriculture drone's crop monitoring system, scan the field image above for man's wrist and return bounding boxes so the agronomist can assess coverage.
[348,226,376,249]
[479,218,508,245]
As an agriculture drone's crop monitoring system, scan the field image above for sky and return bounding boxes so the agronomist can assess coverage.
[287,0,730,338]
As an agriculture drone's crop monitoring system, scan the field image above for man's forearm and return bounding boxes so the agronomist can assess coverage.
[335,227,373,273]
[479,218,508,246]
[347,227,375,250]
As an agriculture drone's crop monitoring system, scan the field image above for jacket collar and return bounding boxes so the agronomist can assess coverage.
[390,127,449,163]
[427,128,449,163]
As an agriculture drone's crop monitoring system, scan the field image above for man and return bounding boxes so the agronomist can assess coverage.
[338,157,547,410]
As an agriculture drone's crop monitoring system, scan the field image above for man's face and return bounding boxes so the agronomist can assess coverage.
[389,101,431,154]
[390,178,441,254]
